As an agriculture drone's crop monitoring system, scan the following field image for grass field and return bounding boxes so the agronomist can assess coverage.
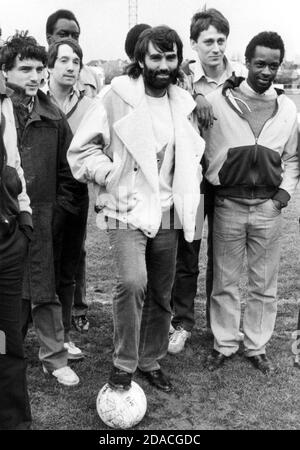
[25,188,300,430]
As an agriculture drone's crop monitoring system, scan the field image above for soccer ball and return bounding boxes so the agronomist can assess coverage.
[96,381,147,429]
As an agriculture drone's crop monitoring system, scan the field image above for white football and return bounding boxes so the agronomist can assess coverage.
[96,381,147,429]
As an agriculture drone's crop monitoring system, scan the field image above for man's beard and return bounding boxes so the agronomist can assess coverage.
[143,65,179,90]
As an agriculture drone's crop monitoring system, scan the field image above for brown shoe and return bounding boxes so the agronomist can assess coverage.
[247,354,274,374]
[206,350,230,371]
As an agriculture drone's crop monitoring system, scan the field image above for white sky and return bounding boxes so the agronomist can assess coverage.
[1,0,300,63]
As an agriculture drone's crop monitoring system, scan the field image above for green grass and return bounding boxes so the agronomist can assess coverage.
[25,188,300,430]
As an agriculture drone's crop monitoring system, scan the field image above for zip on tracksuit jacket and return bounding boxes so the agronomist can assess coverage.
[0,79,32,228]
[203,76,299,206]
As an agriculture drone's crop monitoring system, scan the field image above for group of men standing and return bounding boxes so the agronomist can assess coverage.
[0,6,299,430]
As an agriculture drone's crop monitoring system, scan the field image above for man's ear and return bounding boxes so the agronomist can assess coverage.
[1,65,7,79]
[138,60,144,69]
[245,59,250,71]
[190,39,197,51]
[46,34,53,45]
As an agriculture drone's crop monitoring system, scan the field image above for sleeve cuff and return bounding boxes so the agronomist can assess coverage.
[18,211,33,229]
[94,162,113,186]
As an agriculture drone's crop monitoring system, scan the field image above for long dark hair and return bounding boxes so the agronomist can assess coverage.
[126,25,183,83]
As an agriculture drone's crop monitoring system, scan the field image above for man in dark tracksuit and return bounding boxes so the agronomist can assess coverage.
[0,76,32,429]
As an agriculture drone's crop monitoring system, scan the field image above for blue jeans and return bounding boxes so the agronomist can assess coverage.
[211,197,282,357]
[107,218,178,373]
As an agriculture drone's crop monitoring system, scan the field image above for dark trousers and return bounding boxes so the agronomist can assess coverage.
[54,200,89,341]
[171,184,214,331]
[73,244,88,317]
[0,226,31,430]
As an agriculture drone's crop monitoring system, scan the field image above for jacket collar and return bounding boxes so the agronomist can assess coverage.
[7,82,62,121]
[31,89,63,121]
[111,75,196,117]
[222,74,283,98]
[222,73,246,96]
[0,73,13,97]
[110,75,198,193]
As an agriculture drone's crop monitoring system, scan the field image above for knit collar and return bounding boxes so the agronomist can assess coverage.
[240,80,277,98]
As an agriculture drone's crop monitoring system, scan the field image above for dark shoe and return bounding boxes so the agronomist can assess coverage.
[139,368,172,392]
[247,354,274,374]
[72,315,89,332]
[108,366,132,390]
[206,350,229,371]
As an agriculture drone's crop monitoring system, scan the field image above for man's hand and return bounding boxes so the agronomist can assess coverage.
[272,199,283,210]
[195,95,215,129]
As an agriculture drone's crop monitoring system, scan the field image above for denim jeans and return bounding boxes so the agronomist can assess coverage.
[107,217,178,373]
[171,182,214,331]
[0,227,31,430]
[211,197,282,357]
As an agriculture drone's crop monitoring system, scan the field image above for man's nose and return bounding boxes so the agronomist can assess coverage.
[66,62,75,72]
[261,65,271,76]
[211,42,220,52]
[30,70,39,81]
[159,57,169,70]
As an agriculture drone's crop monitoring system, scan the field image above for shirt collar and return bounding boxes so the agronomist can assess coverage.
[27,97,35,113]
[45,80,85,100]
[192,55,233,83]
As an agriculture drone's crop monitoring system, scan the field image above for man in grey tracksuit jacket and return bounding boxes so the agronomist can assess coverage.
[203,31,299,374]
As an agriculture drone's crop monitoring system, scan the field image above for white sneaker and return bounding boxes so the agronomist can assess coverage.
[64,342,84,360]
[168,326,191,354]
[43,365,80,386]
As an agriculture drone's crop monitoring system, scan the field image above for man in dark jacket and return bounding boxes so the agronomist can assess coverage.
[0,32,81,386]
[0,74,32,429]
[45,9,101,332]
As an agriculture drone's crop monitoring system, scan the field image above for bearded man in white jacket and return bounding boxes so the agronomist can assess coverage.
[68,26,205,392]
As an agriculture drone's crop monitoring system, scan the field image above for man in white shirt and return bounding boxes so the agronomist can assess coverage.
[68,26,205,392]
[169,8,247,355]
